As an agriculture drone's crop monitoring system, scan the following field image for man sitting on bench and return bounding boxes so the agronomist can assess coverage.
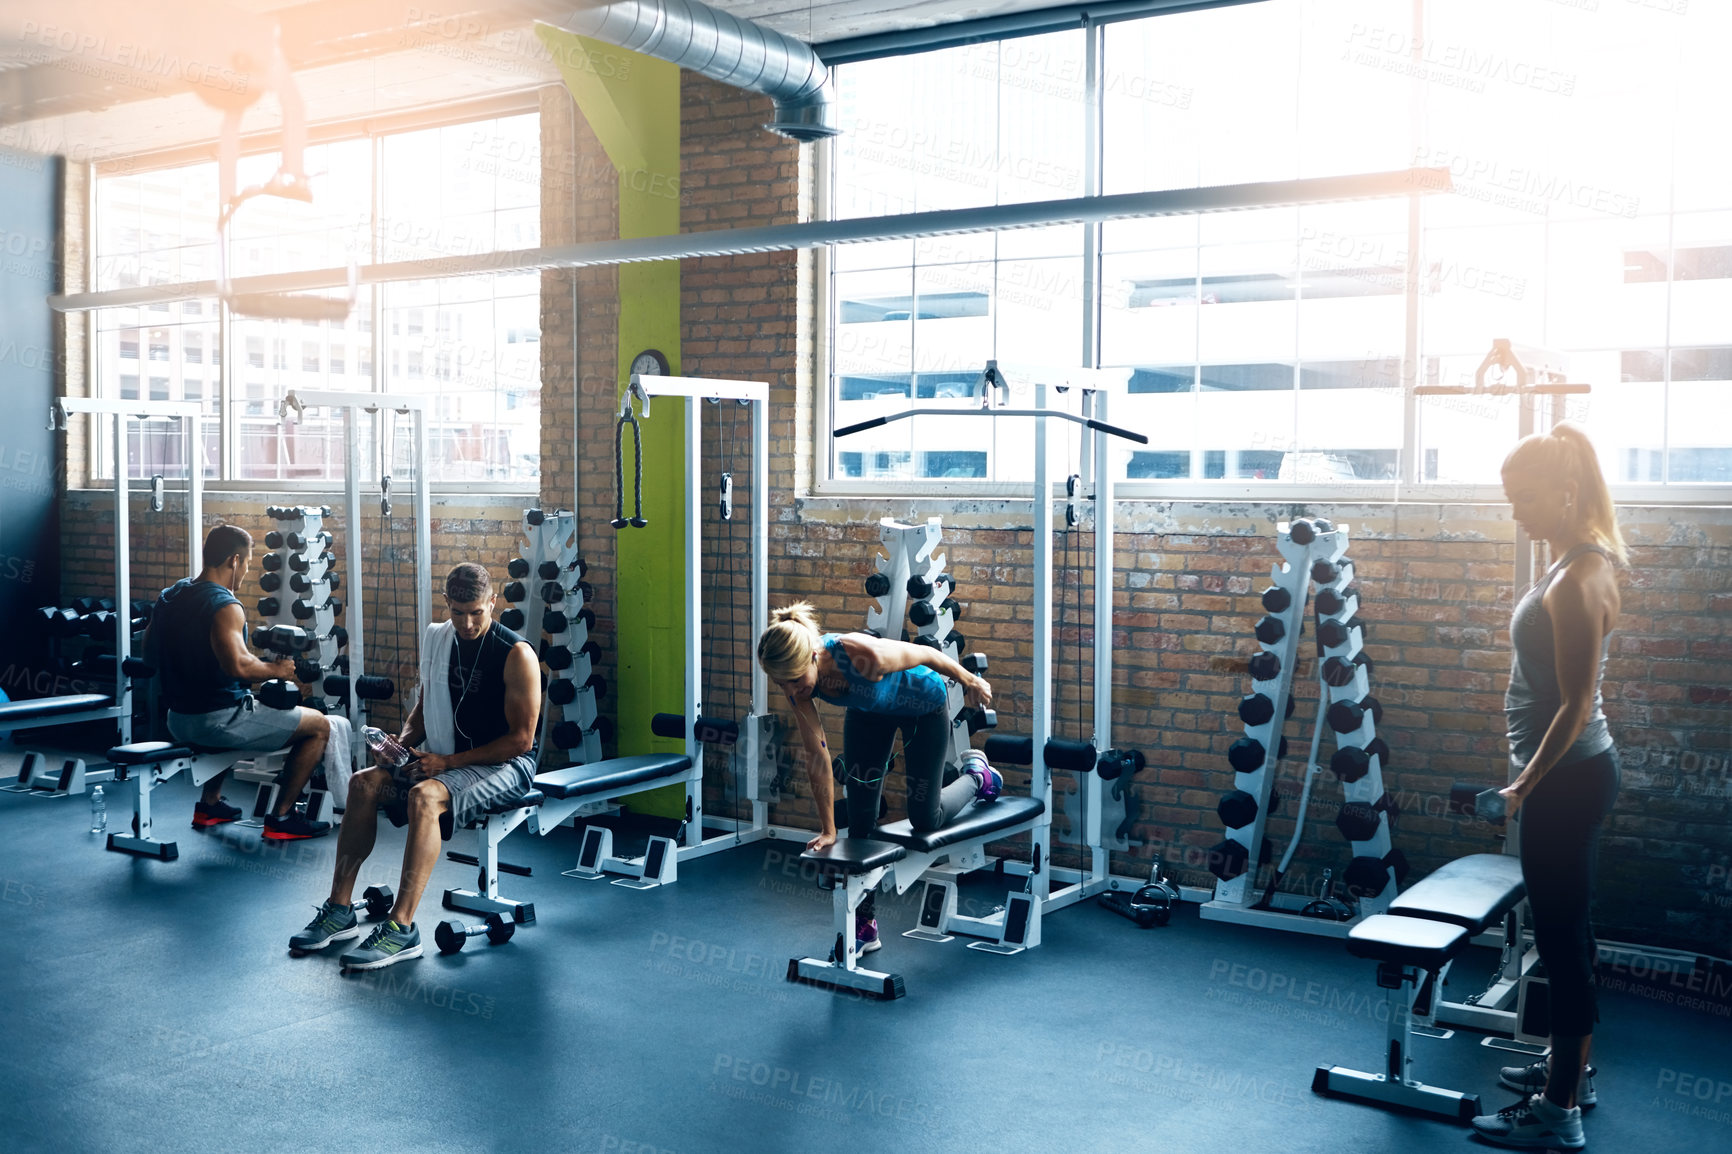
[290,563,540,972]
[757,602,997,956]
[147,524,331,839]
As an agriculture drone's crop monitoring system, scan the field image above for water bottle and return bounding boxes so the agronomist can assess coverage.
[362,726,414,770]
[89,784,107,835]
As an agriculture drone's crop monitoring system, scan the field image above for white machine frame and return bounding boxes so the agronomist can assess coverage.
[279,390,431,768]
[827,360,1144,950]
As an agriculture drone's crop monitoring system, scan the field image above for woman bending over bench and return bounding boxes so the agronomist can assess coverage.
[758,603,998,956]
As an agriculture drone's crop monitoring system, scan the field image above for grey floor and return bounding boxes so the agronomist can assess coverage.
[1,750,1727,1154]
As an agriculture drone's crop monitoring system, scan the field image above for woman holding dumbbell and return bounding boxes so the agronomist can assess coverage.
[1473,422,1625,1152]
[758,603,998,954]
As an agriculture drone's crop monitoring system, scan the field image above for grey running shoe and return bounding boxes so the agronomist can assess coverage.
[290,900,361,954]
[339,921,422,972]
[1472,1094,1585,1149]
[1499,1059,1598,1108]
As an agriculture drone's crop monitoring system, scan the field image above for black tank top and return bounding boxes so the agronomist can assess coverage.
[152,578,248,714]
[448,620,529,754]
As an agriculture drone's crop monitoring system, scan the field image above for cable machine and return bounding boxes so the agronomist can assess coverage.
[833,360,1148,944]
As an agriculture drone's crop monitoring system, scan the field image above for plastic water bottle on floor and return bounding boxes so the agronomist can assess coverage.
[89,784,107,834]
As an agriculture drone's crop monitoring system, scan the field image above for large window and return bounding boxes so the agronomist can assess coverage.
[828,0,1732,491]
[92,111,541,485]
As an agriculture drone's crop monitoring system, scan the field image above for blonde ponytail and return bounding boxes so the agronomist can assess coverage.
[1502,421,1628,564]
[758,602,823,682]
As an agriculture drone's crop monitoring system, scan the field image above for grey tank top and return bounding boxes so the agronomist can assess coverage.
[1505,542,1614,769]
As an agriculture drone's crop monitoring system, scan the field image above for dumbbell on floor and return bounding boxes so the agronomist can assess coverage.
[435,912,515,954]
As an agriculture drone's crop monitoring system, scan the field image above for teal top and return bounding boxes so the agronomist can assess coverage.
[812,633,949,717]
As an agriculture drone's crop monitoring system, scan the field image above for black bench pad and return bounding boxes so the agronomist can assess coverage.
[1348,914,1469,970]
[534,754,692,800]
[801,837,907,875]
[109,741,193,764]
[874,796,1046,854]
[0,694,114,725]
[1388,853,1526,934]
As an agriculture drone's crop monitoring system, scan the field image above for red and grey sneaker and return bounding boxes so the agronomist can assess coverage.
[263,811,332,841]
[192,798,243,829]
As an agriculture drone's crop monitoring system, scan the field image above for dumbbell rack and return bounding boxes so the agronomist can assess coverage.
[241,505,346,824]
[866,517,974,770]
[1200,519,1399,936]
[499,508,602,766]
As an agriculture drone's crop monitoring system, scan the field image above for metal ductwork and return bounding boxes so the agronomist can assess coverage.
[547,0,838,142]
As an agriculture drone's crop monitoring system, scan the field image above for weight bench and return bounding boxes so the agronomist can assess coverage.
[1314,853,1527,1122]
[0,694,121,796]
[529,754,695,888]
[102,739,301,861]
[441,788,544,925]
[787,795,1047,1000]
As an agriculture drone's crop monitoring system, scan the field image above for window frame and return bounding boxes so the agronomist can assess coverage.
[814,10,1732,506]
[80,93,544,494]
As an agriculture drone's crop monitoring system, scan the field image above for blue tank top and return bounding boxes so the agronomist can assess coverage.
[812,633,949,717]
[152,578,248,715]
[1504,543,1614,770]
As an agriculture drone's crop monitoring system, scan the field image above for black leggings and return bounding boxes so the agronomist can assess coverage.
[842,707,976,923]
[1517,747,1620,1038]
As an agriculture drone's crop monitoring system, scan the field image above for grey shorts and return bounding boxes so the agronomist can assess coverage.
[167,696,303,753]
[383,753,537,839]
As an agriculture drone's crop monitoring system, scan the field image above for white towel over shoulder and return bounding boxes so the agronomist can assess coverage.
[418,620,458,756]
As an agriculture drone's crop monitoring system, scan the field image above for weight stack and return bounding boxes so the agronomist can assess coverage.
[258,505,343,715]
[506,508,601,766]
[1313,538,1401,914]
[1209,517,1333,907]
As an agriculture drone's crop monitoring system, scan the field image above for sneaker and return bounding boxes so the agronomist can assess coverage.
[263,811,332,841]
[1471,1094,1585,1150]
[961,751,1003,801]
[289,900,361,953]
[857,918,883,955]
[1499,1059,1598,1108]
[192,798,242,829]
[339,921,422,972]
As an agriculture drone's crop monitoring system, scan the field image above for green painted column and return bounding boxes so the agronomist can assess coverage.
[542,29,686,817]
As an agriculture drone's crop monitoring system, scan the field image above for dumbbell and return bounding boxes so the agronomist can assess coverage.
[1325,694,1383,734]
[503,581,528,603]
[906,573,951,601]
[1336,793,1399,842]
[909,596,961,628]
[541,581,594,606]
[434,912,515,955]
[258,597,281,617]
[1254,614,1285,644]
[864,572,891,598]
[291,596,342,620]
[265,530,285,549]
[1322,653,1373,688]
[290,571,340,594]
[1260,585,1292,614]
[323,674,395,702]
[542,607,596,636]
[1205,835,1274,882]
[1329,737,1392,783]
[1247,651,1281,681]
[499,608,526,631]
[1095,747,1145,782]
[1236,692,1296,727]
[351,884,395,920]
[1227,735,1290,774]
[1316,616,1365,649]
[1311,557,1348,585]
[1288,518,1317,545]
[286,530,331,551]
[287,550,330,573]
[550,718,604,749]
[540,640,602,671]
[954,705,996,734]
[542,559,584,581]
[1314,583,1360,618]
[37,606,81,636]
[261,552,283,572]
[1343,849,1409,898]
[257,679,302,710]
[253,625,314,654]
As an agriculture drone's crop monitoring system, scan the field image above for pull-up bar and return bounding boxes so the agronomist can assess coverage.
[832,361,1150,444]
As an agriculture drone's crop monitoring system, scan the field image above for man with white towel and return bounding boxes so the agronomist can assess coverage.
[288,563,541,971]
